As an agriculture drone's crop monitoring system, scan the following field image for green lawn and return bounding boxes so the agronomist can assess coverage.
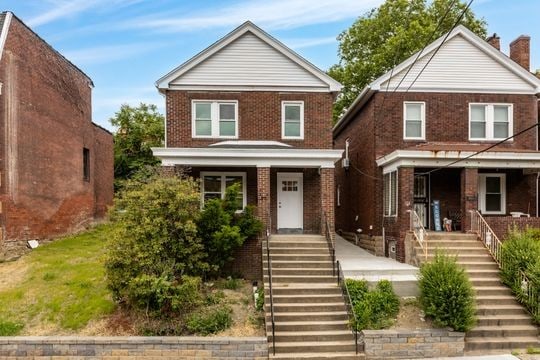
[0,224,116,335]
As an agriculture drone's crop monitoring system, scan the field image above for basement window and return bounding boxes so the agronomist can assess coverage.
[83,148,90,182]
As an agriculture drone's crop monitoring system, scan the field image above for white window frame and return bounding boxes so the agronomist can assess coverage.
[192,100,239,139]
[200,172,247,208]
[403,101,426,140]
[383,171,398,217]
[281,101,304,140]
[478,173,506,215]
[469,103,513,141]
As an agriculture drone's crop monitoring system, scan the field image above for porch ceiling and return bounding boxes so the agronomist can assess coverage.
[377,149,540,173]
[152,147,343,168]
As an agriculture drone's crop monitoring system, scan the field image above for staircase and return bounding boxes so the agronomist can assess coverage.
[263,234,363,360]
[417,232,539,353]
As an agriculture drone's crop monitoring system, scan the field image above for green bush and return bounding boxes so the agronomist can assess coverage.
[346,279,399,330]
[418,252,476,332]
[501,229,540,324]
[0,320,23,336]
[255,287,264,311]
[186,305,233,335]
[219,276,242,290]
[105,176,208,310]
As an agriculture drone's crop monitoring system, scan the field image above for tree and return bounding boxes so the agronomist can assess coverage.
[328,0,487,121]
[110,103,165,182]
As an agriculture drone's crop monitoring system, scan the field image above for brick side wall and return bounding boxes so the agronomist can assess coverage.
[165,91,334,149]
[0,336,268,359]
[484,216,540,241]
[92,125,114,218]
[0,17,113,259]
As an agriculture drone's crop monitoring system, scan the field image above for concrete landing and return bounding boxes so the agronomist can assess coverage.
[335,235,419,297]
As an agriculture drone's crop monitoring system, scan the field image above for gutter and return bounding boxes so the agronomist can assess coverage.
[332,86,375,137]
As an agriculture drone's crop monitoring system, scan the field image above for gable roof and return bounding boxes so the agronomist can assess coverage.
[333,25,540,137]
[156,21,342,93]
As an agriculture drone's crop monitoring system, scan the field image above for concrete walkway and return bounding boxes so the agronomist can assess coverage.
[335,235,419,296]
[425,355,519,360]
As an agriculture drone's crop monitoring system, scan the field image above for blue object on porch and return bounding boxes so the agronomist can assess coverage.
[432,200,442,231]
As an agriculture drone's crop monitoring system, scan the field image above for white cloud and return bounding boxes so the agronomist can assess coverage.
[62,42,165,65]
[119,0,383,33]
[285,36,337,50]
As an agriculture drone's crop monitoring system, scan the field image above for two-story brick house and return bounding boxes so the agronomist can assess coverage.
[152,21,343,279]
[0,12,114,260]
[334,25,540,263]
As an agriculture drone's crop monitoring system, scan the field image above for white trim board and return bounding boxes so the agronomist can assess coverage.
[152,147,343,169]
[0,12,12,62]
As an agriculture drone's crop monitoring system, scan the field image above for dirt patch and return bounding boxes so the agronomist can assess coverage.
[0,257,29,292]
[391,298,433,329]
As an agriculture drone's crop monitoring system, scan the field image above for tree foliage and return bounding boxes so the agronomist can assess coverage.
[110,103,165,183]
[328,0,487,121]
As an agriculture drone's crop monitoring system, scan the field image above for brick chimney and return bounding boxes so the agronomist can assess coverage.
[486,33,500,50]
[509,35,530,70]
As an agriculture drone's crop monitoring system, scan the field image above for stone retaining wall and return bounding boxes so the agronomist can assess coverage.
[362,329,464,359]
[0,336,268,359]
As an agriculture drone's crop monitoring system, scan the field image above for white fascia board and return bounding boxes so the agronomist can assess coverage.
[377,149,540,174]
[0,12,12,62]
[155,21,342,92]
[152,147,343,168]
[167,84,331,93]
[370,25,540,93]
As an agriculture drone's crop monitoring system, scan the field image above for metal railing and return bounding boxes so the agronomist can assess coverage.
[407,210,428,260]
[336,260,359,354]
[323,211,336,277]
[470,210,539,323]
[264,224,276,355]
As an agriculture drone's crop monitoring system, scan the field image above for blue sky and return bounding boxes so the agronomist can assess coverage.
[3,0,540,130]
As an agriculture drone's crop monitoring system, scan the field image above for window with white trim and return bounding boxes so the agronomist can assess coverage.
[403,102,425,140]
[201,172,246,209]
[282,101,304,139]
[478,174,506,215]
[192,101,238,138]
[469,104,512,141]
[383,171,398,217]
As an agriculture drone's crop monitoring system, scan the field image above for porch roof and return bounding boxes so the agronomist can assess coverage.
[376,148,540,173]
[152,147,343,168]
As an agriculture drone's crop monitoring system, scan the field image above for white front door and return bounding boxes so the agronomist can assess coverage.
[277,173,303,230]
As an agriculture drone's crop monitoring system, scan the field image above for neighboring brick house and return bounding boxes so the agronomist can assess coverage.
[0,12,114,259]
[152,21,342,279]
[333,25,540,262]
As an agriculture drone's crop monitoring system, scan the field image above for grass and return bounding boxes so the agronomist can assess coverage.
[0,224,116,335]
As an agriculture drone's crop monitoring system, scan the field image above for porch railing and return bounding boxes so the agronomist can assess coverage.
[264,223,276,355]
[336,260,360,354]
[407,210,428,260]
[322,211,336,277]
[470,210,539,323]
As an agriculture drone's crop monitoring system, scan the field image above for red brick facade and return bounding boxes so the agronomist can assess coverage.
[0,15,113,259]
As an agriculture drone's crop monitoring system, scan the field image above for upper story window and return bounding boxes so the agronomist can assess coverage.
[282,101,304,139]
[403,102,425,140]
[469,103,513,141]
[192,100,238,138]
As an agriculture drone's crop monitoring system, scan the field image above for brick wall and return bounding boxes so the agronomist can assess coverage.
[362,329,464,359]
[165,90,334,149]
[484,216,540,241]
[0,16,113,259]
[0,336,268,359]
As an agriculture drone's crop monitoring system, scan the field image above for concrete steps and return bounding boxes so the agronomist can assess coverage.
[418,232,539,353]
[263,235,362,359]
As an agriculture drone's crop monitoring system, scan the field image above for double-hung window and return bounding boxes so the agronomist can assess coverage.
[201,172,246,210]
[282,101,304,139]
[403,102,425,140]
[478,174,506,215]
[469,103,512,141]
[383,171,398,217]
[192,101,238,138]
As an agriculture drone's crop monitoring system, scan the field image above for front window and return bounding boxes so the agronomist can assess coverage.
[403,102,425,140]
[469,104,512,141]
[201,172,246,209]
[383,171,398,217]
[282,101,304,139]
[192,101,238,138]
[478,174,506,215]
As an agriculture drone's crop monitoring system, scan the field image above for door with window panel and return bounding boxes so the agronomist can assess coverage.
[413,175,429,228]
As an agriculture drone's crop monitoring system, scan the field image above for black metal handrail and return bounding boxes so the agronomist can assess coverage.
[323,211,336,277]
[337,260,359,354]
[265,224,276,355]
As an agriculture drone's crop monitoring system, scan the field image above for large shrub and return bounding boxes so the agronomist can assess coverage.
[501,229,540,324]
[346,279,399,330]
[105,175,209,311]
[418,252,476,332]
